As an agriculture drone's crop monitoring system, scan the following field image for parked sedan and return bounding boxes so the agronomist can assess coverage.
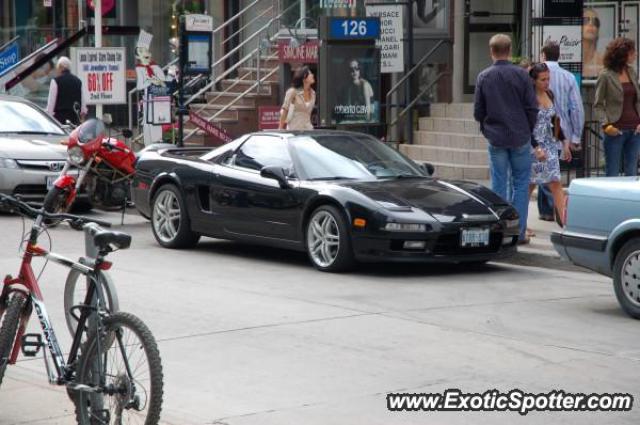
[0,94,69,205]
[552,177,640,319]
[133,130,520,272]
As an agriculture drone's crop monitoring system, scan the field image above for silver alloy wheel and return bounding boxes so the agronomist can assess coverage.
[307,210,341,267]
[621,250,640,308]
[153,190,181,243]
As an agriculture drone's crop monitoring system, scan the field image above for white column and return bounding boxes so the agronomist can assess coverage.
[95,0,103,118]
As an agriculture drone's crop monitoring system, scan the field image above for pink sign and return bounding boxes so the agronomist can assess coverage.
[277,40,319,64]
[259,106,281,130]
[189,111,233,144]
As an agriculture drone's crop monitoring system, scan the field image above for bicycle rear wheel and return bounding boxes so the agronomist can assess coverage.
[64,269,119,337]
[0,292,27,387]
[74,312,163,425]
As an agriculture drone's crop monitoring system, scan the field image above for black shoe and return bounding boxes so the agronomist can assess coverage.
[538,214,554,221]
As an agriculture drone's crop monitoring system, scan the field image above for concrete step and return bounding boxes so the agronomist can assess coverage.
[238,66,279,82]
[418,117,481,135]
[400,144,489,180]
[220,79,276,95]
[412,145,488,166]
[414,131,488,150]
[188,106,240,121]
[205,91,261,107]
[429,103,474,119]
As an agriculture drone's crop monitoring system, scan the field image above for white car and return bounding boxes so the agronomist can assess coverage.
[0,94,71,206]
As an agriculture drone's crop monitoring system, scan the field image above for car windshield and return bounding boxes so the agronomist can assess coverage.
[289,134,424,180]
[0,99,65,135]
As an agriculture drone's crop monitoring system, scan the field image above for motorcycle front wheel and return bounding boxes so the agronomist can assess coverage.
[43,186,73,214]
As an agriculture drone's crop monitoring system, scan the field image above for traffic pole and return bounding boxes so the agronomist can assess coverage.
[95,0,102,119]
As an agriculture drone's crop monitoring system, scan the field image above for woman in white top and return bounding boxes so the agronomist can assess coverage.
[278,66,316,130]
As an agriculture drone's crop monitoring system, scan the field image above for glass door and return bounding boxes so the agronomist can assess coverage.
[463,0,521,94]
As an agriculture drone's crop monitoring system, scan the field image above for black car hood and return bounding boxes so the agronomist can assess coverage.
[341,178,495,221]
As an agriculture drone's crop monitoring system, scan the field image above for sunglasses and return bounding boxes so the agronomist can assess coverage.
[350,66,360,71]
[583,16,600,28]
[531,62,549,71]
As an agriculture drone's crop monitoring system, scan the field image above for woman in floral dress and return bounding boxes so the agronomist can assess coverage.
[528,63,571,230]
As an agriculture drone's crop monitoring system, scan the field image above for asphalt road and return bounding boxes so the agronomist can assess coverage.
[0,209,638,425]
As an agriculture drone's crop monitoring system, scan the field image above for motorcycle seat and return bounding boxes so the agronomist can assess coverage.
[93,229,132,252]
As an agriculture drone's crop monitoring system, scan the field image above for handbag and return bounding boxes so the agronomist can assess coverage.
[547,90,566,141]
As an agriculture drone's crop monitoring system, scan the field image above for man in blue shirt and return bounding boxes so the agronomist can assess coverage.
[537,41,585,221]
[474,34,538,243]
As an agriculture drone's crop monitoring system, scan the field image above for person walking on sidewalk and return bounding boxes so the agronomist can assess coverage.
[594,37,640,176]
[279,66,316,130]
[527,63,568,227]
[536,41,584,222]
[46,56,87,125]
[474,34,539,244]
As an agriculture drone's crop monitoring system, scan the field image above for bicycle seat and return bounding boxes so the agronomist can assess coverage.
[93,229,132,252]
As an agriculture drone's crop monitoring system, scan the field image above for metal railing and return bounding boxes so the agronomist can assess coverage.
[128,0,299,144]
[385,40,448,143]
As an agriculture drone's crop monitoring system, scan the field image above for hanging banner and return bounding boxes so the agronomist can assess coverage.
[72,47,127,104]
[0,42,20,75]
[366,4,404,73]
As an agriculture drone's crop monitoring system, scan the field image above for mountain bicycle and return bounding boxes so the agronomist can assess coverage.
[0,193,163,424]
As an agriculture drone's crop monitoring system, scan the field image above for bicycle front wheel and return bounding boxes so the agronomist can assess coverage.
[0,292,27,387]
[74,312,163,425]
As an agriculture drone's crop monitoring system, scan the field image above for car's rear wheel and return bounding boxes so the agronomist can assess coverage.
[305,205,354,272]
[613,238,640,319]
[151,184,200,248]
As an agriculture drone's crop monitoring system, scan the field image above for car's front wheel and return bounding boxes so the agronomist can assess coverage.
[613,238,640,319]
[305,205,354,272]
[151,184,200,248]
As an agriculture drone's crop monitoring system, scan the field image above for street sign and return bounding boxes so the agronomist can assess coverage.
[0,42,20,75]
[327,18,380,40]
[72,47,127,105]
[277,40,319,63]
[366,4,404,73]
[258,106,281,130]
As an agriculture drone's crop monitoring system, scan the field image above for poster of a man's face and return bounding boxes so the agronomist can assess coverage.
[329,46,380,125]
[583,3,616,79]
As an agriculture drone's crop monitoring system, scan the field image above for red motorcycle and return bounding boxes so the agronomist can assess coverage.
[44,118,136,213]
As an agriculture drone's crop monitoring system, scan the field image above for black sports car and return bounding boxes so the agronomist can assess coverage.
[132,130,519,272]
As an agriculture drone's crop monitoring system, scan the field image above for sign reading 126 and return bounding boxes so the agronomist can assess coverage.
[328,17,380,40]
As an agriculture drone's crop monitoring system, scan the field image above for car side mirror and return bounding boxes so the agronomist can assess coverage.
[420,162,435,176]
[260,166,290,189]
[102,113,113,125]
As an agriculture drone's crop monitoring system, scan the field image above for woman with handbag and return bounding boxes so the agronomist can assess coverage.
[527,63,570,233]
[594,37,640,176]
[278,66,316,130]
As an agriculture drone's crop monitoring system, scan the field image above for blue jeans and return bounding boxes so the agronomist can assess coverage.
[537,184,554,217]
[488,144,532,240]
[604,130,640,176]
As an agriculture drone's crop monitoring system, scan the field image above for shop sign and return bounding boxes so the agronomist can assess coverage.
[366,4,404,73]
[320,0,356,8]
[0,42,20,75]
[277,40,319,63]
[72,47,126,105]
[189,110,233,144]
[258,106,281,130]
[185,14,214,32]
[543,26,582,63]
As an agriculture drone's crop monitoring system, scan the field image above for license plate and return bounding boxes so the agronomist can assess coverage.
[461,228,490,247]
[46,176,57,190]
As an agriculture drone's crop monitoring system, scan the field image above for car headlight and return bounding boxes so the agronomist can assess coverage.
[384,222,429,232]
[68,146,86,166]
[0,158,18,169]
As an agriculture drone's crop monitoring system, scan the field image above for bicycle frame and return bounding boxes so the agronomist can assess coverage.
[0,215,109,386]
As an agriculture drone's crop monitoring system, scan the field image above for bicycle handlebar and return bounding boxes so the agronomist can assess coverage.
[0,193,112,228]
